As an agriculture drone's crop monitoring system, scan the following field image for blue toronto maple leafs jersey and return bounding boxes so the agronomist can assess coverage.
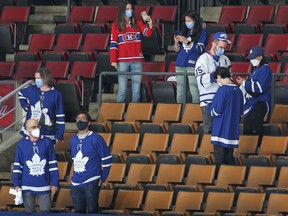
[242,64,272,117]
[18,85,65,142]
[12,136,59,194]
[207,84,244,148]
[70,131,112,187]
[175,29,207,67]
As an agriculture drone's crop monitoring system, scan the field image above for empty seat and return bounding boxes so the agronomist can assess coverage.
[42,34,83,61]
[169,134,199,155]
[113,103,153,134]
[14,61,42,81]
[15,34,55,61]
[123,164,156,186]
[104,163,126,185]
[111,133,140,159]
[185,164,216,186]
[55,82,84,122]
[90,102,125,132]
[69,33,110,62]
[140,103,182,135]
[142,61,166,81]
[102,190,144,214]
[231,62,252,78]
[52,188,73,212]
[264,34,288,61]
[265,193,288,214]
[45,61,69,79]
[138,133,169,155]
[0,62,15,79]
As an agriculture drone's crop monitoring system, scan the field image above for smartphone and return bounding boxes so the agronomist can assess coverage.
[141,11,149,23]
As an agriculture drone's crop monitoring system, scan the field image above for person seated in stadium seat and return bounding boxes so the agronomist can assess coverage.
[174,10,207,104]
[110,0,154,103]
[207,67,243,169]
[195,32,231,134]
[12,118,59,212]
[18,67,65,144]
[236,46,272,136]
[70,111,111,213]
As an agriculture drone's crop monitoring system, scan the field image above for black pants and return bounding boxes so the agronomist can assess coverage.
[213,145,235,177]
[243,102,267,136]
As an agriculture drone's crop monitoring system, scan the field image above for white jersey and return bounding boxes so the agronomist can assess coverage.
[195,52,231,107]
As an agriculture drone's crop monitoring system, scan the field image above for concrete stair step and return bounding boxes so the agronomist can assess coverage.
[34,6,67,15]
[28,23,55,34]
[29,14,56,24]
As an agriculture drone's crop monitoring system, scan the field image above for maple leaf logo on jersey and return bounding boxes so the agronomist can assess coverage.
[26,153,46,176]
[31,101,42,120]
[73,151,89,173]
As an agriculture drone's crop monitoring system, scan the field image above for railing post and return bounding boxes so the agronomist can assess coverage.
[270,74,276,120]
[66,0,71,22]
[97,73,103,113]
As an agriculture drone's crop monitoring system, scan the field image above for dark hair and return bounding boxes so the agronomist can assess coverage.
[117,0,138,33]
[181,10,202,42]
[213,67,231,79]
[75,111,92,122]
[259,55,268,68]
[36,67,54,87]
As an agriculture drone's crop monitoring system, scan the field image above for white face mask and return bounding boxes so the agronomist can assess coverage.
[31,128,40,138]
[250,59,260,67]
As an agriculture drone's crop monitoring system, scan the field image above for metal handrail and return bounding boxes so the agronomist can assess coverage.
[98,71,288,119]
[0,80,33,141]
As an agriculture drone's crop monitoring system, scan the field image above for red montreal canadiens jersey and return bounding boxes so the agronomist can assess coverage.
[110,21,153,62]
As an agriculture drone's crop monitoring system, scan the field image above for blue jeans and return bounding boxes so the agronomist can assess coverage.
[117,61,142,102]
[23,192,51,212]
[70,180,100,213]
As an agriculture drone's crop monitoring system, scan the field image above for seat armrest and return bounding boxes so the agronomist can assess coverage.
[138,180,154,184]
[125,207,142,211]
[248,210,264,214]
[216,210,234,214]
[155,208,171,212]
[277,50,288,54]
[186,209,203,213]
[164,120,180,125]
[273,153,288,157]
[261,21,274,24]
[198,182,215,186]
[168,181,184,185]
[108,180,125,184]
[123,150,139,154]
[0,76,12,80]
[152,150,168,155]
[228,183,246,187]
[136,120,153,124]
[106,119,123,123]
[240,152,257,157]
[181,151,198,156]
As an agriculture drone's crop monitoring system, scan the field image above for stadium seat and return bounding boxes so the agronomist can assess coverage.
[230,62,252,79]
[55,6,95,34]
[277,64,288,85]
[0,6,30,50]
[111,133,140,161]
[90,102,125,132]
[230,192,265,215]
[0,62,15,79]
[265,193,288,214]
[169,134,199,155]
[0,186,16,210]
[134,5,150,22]
[104,163,126,186]
[102,190,144,214]
[216,5,247,33]
[139,103,182,135]
[162,191,203,215]
[44,61,69,80]
[269,104,288,124]
[234,135,258,165]
[15,34,55,62]
[111,103,153,133]
[142,61,166,81]
[226,34,263,61]
[99,189,114,210]
[14,61,42,81]
[152,81,176,104]
[51,188,73,212]
[264,34,288,61]
[55,82,85,122]
[68,33,110,62]
[233,5,275,34]
[193,192,234,215]
[185,164,216,186]
[42,34,83,62]
[136,133,169,155]
[130,190,173,215]
[57,161,69,181]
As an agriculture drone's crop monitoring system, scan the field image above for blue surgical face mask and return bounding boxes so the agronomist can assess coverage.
[125,9,133,18]
[35,78,44,88]
[215,48,225,56]
[185,21,194,30]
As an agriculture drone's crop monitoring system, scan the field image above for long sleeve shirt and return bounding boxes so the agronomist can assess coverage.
[12,136,59,194]
[110,21,153,63]
[70,131,112,187]
[195,52,231,107]
[18,85,65,142]
[175,28,208,67]
[207,84,244,148]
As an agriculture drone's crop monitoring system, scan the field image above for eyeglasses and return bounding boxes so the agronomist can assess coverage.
[215,42,226,50]
[28,125,40,130]
[75,117,88,121]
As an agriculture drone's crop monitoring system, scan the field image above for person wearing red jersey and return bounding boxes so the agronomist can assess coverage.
[110,0,154,102]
